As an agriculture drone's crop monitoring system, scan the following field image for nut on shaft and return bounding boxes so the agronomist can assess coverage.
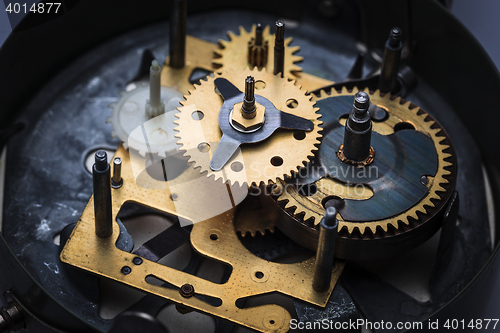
[312,207,339,292]
[379,27,402,93]
[242,76,256,119]
[93,150,113,238]
[342,92,372,162]
[273,20,285,77]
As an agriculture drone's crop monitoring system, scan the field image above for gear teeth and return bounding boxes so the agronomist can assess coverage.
[138,149,147,157]
[122,142,129,149]
[106,116,113,123]
[218,39,229,48]
[278,87,456,238]
[108,103,116,109]
[111,130,118,138]
[158,151,166,158]
[227,31,237,40]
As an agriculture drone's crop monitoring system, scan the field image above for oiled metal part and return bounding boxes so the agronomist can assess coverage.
[93,150,112,238]
[342,92,372,162]
[379,27,402,93]
[169,0,186,69]
[273,20,285,77]
[312,207,338,292]
[242,76,256,118]
[112,157,123,189]
[0,302,25,333]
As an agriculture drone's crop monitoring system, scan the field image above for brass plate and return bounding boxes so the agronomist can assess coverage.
[60,145,344,333]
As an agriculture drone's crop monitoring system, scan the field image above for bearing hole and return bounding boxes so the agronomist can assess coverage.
[322,195,345,210]
[230,161,244,172]
[197,142,210,153]
[293,131,306,140]
[286,98,299,108]
[255,271,264,279]
[191,111,204,121]
[394,121,416,132]
[210,233,218,241]
[298,183,318,196]
[270,320,275,325]
[270,156,283,167]
[255,80,266,90]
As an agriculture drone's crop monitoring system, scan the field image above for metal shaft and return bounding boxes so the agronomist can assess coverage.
[312,207,339,292]
[255,23,263,46]
[273,20,285,77]
[169,0,186,69]
[343,92,372,162]
[150,60,161,106]
[242,76,256,119]
[112,157,123,188]
[93,150,113,238]
[379,27,402,93]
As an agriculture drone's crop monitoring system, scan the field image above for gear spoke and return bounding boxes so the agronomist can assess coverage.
[214,78,242,100]
[280,111,314,131]
[210,135,242,171]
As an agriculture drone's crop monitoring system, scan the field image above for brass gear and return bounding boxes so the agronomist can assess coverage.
[275,87,455,237]
[213,25,303,80]
[174,68,321,186]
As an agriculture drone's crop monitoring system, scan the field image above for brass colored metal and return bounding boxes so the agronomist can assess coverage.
[213,25,303,80]
[232,102,265,130]
[337,144,375,166]
[248,24,269,68]
[277,87,454,235]
[161,35,215,94]
[234,195,276,237]
[61,145,344,333]
[174,68,322,186]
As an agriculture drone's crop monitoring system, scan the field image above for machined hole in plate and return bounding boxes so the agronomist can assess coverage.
[270,156,283,167]
[286,98,298,108]
[255,80,266,90]
[210,233,218,241]
[394,121,416,132]
[231,161,244,172]
[293,131,306,140]
[197,142,210,153]
[191,111,204,121]
[255,271,264,279]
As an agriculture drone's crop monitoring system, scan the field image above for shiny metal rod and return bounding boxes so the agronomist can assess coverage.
[93,150,113,238]
[273,20,285,77]
[379,27,402,93]
[312,207,338,292]
[169,0,187,69]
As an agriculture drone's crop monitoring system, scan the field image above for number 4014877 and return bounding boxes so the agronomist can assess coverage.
[5,3,61,14]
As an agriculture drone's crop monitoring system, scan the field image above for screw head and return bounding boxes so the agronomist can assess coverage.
[121,266,132,275]
[180,284,195,298]
[132,257,143,265]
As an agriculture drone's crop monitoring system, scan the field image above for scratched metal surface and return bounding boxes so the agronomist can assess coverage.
[317,96,437,221]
